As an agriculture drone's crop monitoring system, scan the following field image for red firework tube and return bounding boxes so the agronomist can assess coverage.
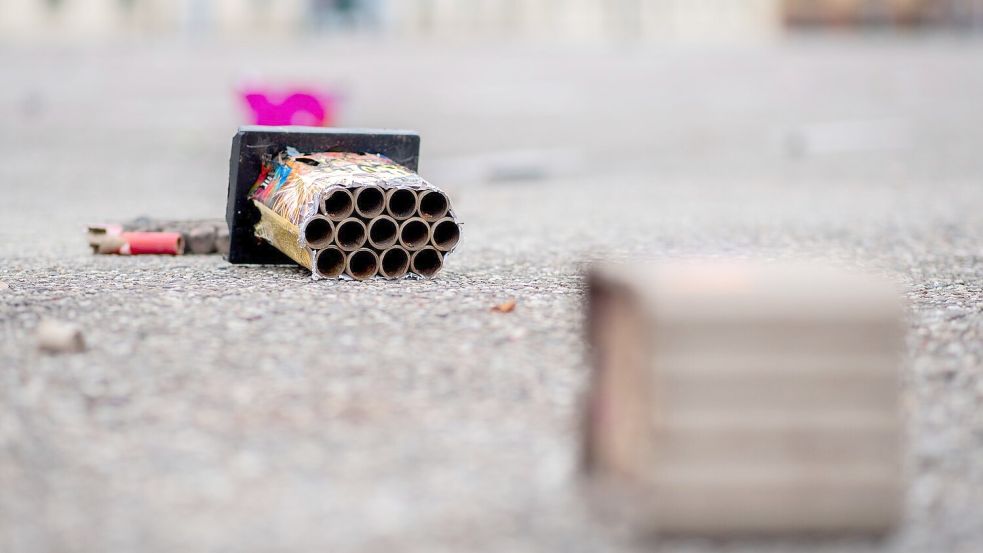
[119,232,185,255]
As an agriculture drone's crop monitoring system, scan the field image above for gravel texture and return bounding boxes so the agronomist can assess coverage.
[1,38,982,552]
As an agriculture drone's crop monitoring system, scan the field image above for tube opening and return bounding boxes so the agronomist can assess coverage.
[431,218,460,252]
[346,249,379,280]
[302,216,334,249]
[322,188,355,221]
[315,247,345,278]
[379,247,410,279]
[399,218,430,251]
[336,218,367,251]
[386,188,418,220]
[368,216,398,249]
[411,247,443,278]
[418,190,449,222]
[355,185,385,218]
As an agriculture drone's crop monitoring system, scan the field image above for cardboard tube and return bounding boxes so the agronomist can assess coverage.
[411,247,443,278]
[385,188,419,220]
[354,185,385,218]
[301,215,335,249]
[321,187,355,221]
[399,217,430,251]
[335,218,367,252]
[314,246,346,278]
[120,232,184,255]
[346,248,379,280]
[430,217,460,252]
[378,247,410,279]
[367,215,399,249]
[418,189,450,222]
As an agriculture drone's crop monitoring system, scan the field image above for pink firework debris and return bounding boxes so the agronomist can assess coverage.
[240,87,338,126]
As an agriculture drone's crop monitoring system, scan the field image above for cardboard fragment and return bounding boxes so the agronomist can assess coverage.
[491,299,517,313]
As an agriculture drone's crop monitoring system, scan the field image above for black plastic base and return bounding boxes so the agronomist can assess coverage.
[225,126,421,264]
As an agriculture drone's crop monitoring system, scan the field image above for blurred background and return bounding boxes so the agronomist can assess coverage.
[2,1,983,233]
[5,0,983,39]
[2,0,982,252]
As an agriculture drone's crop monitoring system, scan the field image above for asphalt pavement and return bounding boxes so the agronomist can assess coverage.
[1,37,982,553]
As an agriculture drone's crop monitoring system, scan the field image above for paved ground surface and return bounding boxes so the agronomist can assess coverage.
[1,37,982,552]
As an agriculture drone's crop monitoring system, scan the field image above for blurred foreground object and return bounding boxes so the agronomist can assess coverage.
[227,127,460,280]
[584,261,905,535]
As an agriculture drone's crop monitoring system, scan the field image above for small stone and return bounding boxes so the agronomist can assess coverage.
[215,226,230,256]
[37,319,85,354]
[187,225,217,255]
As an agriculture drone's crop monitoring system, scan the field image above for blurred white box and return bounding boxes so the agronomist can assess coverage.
[584,260,905,535]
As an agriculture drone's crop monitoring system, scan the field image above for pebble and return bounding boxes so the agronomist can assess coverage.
[36,319,86,354]
[187,225,218,255]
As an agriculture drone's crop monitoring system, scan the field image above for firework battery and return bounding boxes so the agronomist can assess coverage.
[225,127,460,280]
